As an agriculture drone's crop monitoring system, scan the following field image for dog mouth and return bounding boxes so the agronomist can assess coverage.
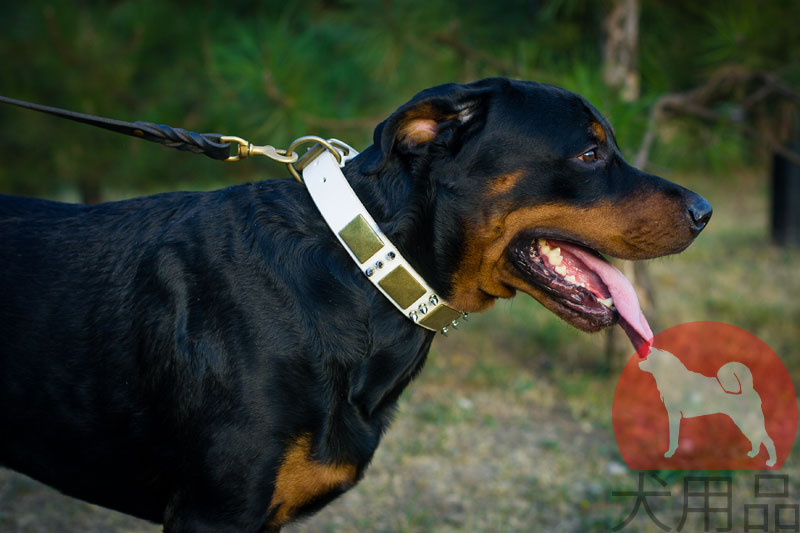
[508,235,653,357]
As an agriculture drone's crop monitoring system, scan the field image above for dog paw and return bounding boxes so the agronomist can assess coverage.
[664,449,676,458]
[747,450,759,458]
[767,459,777,467]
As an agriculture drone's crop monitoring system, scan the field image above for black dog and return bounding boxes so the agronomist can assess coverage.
[0,78,711,531]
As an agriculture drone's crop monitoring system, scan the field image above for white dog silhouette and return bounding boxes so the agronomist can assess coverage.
[638,348,776,467]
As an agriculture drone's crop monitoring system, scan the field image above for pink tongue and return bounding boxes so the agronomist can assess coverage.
[562,244,654,357]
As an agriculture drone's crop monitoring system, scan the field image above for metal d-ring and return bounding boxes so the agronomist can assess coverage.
[285,136,344,183]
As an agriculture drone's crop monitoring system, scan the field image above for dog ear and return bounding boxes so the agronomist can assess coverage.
[362,80,495,174]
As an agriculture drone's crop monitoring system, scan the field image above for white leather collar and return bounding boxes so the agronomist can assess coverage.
[300,142,466,334]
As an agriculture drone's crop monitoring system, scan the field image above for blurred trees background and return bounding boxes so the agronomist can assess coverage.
[0,0,798,204]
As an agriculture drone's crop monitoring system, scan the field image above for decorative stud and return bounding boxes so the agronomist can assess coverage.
[386,251,396,261]
[409,311,419,322]
[418,303,428,315]
[375,260,384,269]
[451,320,459,329]
[429,294,439,306]
[441,326,449,335]
[365,267,374,277]
[462,313,469,321]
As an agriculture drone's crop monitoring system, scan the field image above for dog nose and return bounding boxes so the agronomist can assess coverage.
[687,193,712,233]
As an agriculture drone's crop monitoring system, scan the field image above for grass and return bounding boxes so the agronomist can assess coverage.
[1,168,799,532]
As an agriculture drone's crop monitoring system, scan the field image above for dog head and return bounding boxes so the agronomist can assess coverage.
[359,78,711,350]
[638,347,679,374]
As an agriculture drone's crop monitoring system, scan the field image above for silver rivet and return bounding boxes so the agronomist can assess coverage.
[451,320,459,329]
[375,260,384,269]
[462,313,469,321]
[409,311,419,322]
[386,251,396,261]
[441,326,449,335]
[429,294,439,306]
[418,303,428,315]
[365,267,374,277]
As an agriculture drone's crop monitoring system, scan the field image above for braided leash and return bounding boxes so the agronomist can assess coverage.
[0,95,344,181]
[0,95,232,160]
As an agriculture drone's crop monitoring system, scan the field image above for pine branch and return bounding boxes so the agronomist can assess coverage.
[261,71,386,131]
[432,21,520,78]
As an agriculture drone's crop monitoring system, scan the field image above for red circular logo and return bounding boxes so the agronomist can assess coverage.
[613,321,797,470]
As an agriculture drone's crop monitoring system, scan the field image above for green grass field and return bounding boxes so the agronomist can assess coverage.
[1,169,798,532]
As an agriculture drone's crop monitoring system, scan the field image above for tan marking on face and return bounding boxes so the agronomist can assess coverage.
[591,121,607,144]
[267,434,357,528]
[485,170,525,197]
[448,192,694,314]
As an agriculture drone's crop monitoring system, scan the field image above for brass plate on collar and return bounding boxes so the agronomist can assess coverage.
[378,266,426,309]
[338,215,383,263]
[419,305,462,330]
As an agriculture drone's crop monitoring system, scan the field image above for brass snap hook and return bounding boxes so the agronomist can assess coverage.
[221,136,299,164]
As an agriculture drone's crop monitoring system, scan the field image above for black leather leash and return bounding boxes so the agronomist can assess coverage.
[0,95,232,160]
[0,95,359,183]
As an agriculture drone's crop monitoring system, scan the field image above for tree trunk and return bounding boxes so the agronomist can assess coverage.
[603,0,640,102]
[772,141,800,246]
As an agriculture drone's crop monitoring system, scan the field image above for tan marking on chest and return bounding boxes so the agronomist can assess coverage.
[267,434,357,528]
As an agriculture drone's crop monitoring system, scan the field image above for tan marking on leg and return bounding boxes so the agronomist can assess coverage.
[267,434,356,528]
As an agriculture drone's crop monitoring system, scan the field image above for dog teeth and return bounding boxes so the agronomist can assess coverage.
[547,247,562,266]
[565,275,577,284]
[555,265,567,276]
[598,297,615,309]
[539,239,550,257]
[536,238,564,267]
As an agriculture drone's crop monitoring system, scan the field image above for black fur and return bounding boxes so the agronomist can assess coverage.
[0,78,710,531]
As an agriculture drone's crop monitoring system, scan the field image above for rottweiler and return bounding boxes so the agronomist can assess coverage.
[0,78,711,531]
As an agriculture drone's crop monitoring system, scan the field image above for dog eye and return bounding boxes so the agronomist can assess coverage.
[578,149,599,163]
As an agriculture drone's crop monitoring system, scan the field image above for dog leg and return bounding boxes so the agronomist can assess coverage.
[665,411,681,458]
[747,441,761,458]
[735,409,777,467]
[763,436,777,467]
